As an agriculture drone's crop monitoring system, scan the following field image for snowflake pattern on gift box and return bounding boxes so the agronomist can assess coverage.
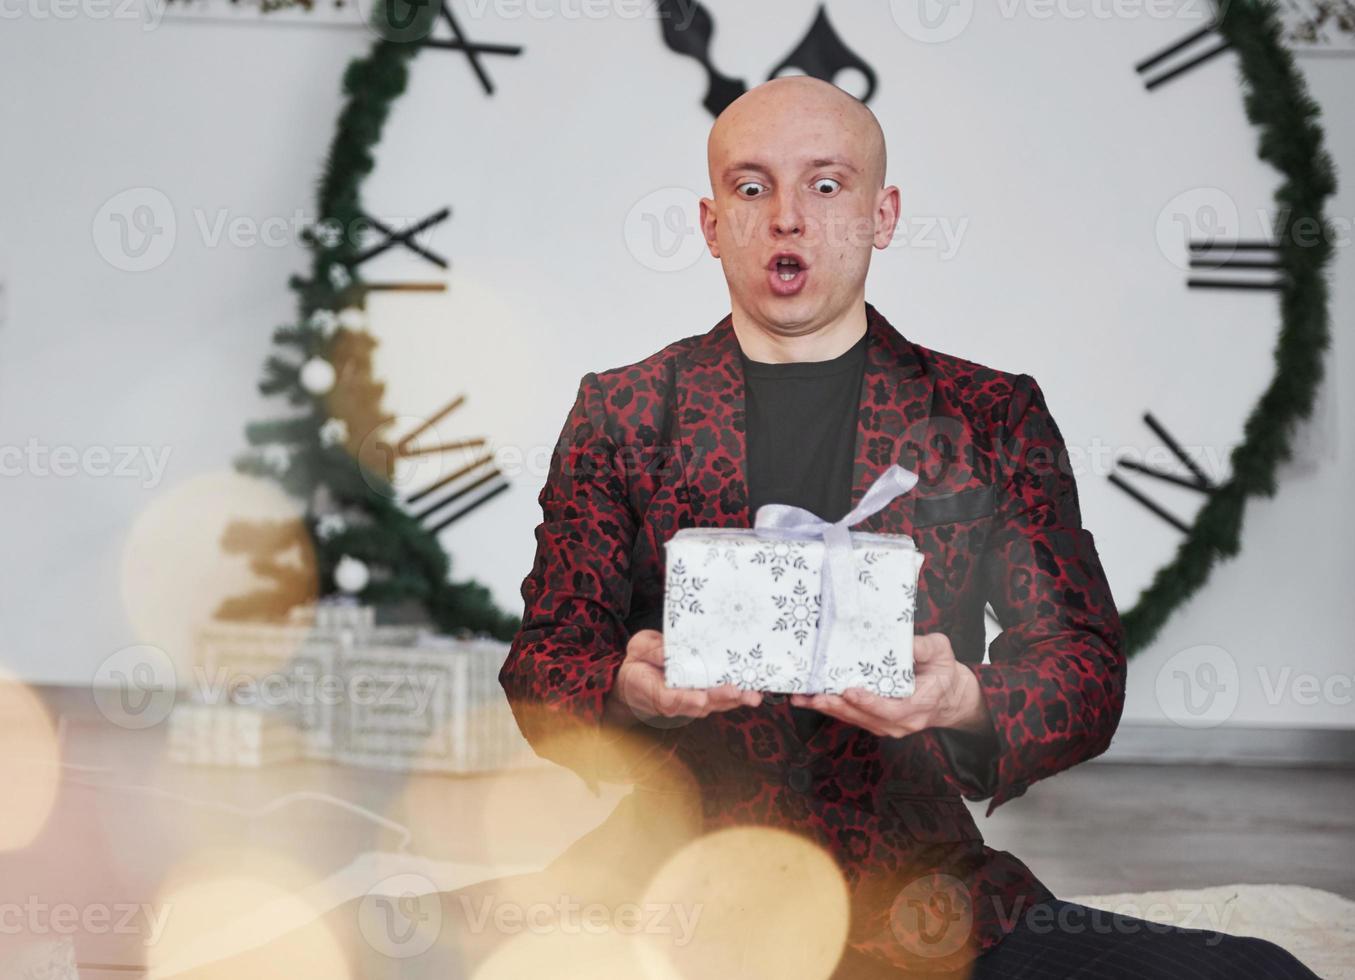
[702,544,741,570]
[665,559,707,628]
[711,583,767,627]
[718,643,773,690]
[717,643,803,692]
[843,607,896,650]
[856,549,887,591]
[895,581,918,624]
[827,650,915,697]
[772,578,820,645]
[749,540,808,581]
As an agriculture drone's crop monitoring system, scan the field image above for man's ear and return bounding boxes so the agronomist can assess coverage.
[873,184,902,250]
[698,196,720,258]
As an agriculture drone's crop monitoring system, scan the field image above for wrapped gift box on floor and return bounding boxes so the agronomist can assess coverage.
[194,601,541,774]
[663,464,926,698]
[333,635,533,774]
[197,616,346,758]
[167,701,301,767]
[196,603,424,759]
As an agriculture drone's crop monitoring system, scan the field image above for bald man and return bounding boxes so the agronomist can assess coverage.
[496,77,1320,979]
[184,77,1315,979]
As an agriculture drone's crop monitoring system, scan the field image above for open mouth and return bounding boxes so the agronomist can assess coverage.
[767,253,808,295]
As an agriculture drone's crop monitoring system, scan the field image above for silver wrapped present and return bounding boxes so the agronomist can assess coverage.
[663,464,925,697]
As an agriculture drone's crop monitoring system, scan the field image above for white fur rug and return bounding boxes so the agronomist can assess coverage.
[1067,884,1355,980]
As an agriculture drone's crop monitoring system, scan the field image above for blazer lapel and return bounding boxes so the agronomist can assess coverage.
[672,310,751,529]
[848,302,936,539]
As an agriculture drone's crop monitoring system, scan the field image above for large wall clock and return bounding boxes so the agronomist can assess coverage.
[303,0,1333,710]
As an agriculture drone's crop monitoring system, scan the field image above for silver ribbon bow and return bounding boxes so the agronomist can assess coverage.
[752,463,920,692]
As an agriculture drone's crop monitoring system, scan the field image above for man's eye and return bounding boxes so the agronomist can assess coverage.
[736,181,766,199]
[813,177,841,194]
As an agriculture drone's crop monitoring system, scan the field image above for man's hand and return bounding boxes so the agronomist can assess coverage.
[789,633,992,738]
[604,629,762,728]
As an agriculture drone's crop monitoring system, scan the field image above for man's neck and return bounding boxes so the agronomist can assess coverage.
[730,300,868,364]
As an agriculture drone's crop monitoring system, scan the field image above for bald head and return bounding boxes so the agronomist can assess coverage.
[707,76,886,193]
[697,74,900,343]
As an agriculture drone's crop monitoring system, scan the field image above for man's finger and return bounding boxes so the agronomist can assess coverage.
[652,683,710,718]
[826,694,915,736]
[913,633,949,665]
[841,686,906,717]
[704,684,761,710]
[628,631,666,664]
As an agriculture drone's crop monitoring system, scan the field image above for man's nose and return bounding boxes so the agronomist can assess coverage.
[771,187,803,237]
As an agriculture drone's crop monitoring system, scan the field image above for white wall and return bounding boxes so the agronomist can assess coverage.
[0,2,1349,734]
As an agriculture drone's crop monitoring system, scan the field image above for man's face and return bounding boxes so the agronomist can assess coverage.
[700,87,894,334]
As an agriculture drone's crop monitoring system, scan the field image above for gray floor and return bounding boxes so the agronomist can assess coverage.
[7,686,1353,973]
[970,762,1355,899]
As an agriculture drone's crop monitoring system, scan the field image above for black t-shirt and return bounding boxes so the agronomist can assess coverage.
[740,329,869,740]
[738,327,998,786]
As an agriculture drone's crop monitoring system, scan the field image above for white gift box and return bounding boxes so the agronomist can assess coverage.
[197,617,349,758]
[662,464,926,698]
[167,702,301,767]
[333,636,533,774]
[194,605,540,774]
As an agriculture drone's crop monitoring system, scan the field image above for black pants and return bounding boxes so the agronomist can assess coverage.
[832,896,1322,979]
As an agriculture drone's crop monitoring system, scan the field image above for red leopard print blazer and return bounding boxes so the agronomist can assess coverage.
[499,301,1127,972]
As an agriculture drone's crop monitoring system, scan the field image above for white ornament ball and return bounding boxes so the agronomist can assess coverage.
[334,555,369,594]
[338,307,367,331]
[300,357,336,395]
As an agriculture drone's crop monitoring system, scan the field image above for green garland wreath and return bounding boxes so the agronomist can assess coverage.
[235,0,519,637]
[239,0,1335,654]
[1121,0,1337,654]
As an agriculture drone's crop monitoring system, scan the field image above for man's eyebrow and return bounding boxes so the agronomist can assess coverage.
[721,158,860,179]
[809,158,859,172]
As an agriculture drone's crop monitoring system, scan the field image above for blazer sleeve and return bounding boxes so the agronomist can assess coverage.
[932,372,1127,816]
[498,371,681,794]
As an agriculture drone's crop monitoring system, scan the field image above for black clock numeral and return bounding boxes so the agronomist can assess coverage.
[1187,239,1285,290]
[354,207,452,271]
[384,394,511,534]
[768,6,877,104]
[658,0,748,118]
[411,455,511,534]
[1108,413,1218,534]
[1135,22,1232,91]
[419,0,523,96]
[659,1,875,118]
